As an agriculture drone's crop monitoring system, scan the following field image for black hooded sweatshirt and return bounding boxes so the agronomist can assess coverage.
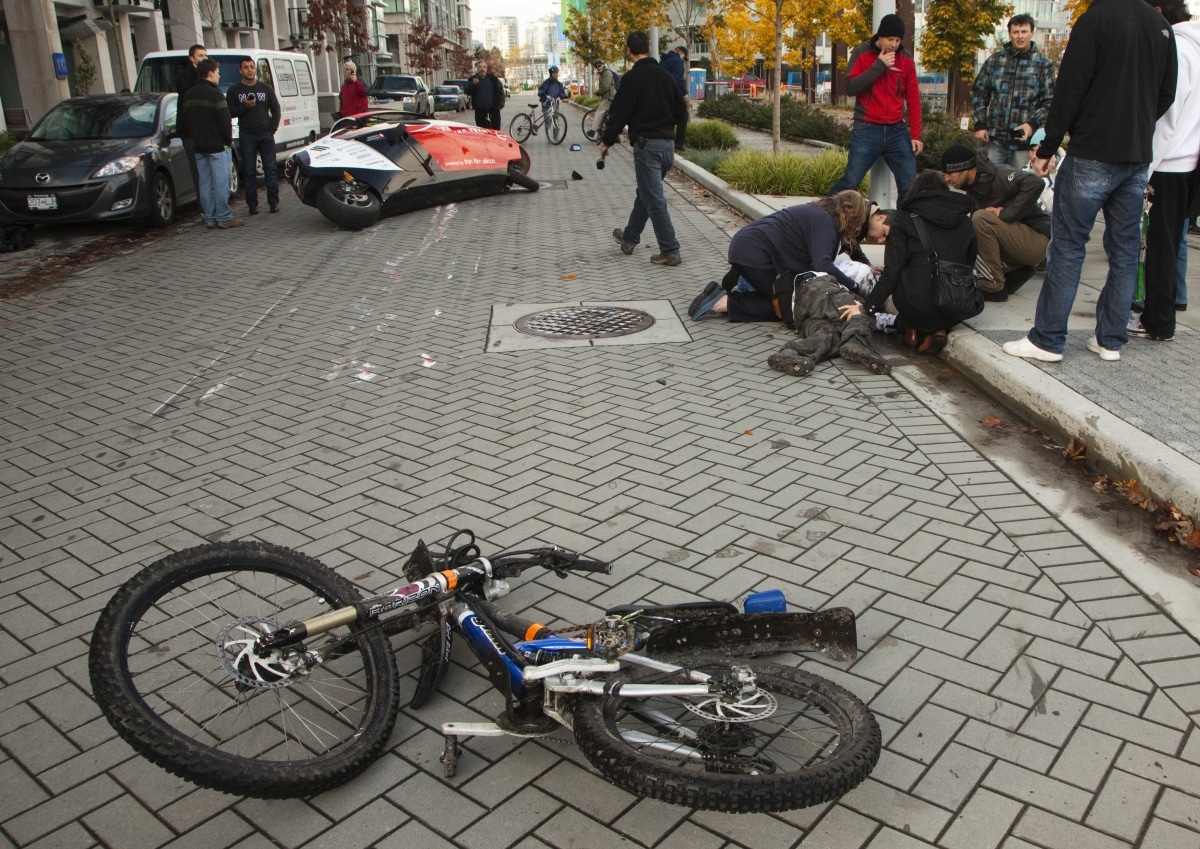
[867,189,977,333]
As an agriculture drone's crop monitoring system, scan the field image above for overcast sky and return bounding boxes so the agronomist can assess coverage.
[470,0,563,35]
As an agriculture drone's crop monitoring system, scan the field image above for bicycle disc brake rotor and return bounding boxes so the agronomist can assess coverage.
[217,617,301,689]
[683,688,778,722]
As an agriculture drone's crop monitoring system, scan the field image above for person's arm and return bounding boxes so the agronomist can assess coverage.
[226,86,245,118]
[1031,57,1055,131]
[1038,15,1098,157]
[1001,170,1050,223]
[904,59,922,144]
[268,88,282,134]
[866,226,908,312]
[218,97,233,147]
[600,84,631,148]
[1156,28,1179,120]
[845,50,885,96]
[970,56,992,141]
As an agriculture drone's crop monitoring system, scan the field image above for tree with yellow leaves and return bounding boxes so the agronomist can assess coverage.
[919,0,1012,116]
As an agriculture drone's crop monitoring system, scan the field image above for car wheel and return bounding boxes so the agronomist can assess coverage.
[228,154,240,200]
[315,179,381,230]
[148,171,176,228]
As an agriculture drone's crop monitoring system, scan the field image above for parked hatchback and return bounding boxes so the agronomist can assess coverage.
[0,93,196,228]
[434,85,467,112]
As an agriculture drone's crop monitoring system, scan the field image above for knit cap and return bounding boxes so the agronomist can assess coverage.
[941,144,978,173]
[875,14,905,40]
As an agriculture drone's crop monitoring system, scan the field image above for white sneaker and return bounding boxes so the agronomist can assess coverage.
[1002,337,1063,362]
[1086,337,1120,361]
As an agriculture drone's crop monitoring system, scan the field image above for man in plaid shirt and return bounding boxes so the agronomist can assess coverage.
[970,14,1057,168]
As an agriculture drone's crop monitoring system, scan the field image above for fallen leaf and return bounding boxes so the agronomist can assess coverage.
[744,429,754,436]
[1064,437,1086,459]
[1189,564,1200,578]
[559,273,578,280]
[981,415,1003,428]
[1187,530,1200,549]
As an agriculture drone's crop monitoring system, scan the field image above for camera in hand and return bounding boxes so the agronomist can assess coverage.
[596,158,606,170]
[1010,127,1025,141]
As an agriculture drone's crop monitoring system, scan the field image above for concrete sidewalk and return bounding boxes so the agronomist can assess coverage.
[674,129,1200,524]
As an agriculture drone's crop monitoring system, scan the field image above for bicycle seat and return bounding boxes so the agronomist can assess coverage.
[527,103,541,109]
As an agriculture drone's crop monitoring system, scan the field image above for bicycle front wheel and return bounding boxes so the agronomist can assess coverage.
[89,541,401,798]
[508,113,534,143]
[548,112,568,145]
[582,109,598,142]
[573,657,880,813]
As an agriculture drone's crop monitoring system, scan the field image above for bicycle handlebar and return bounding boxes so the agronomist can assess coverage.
[490,546,612,578]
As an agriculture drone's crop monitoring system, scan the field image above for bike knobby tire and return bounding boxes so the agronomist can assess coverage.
[573,657,880,813]
[89,541,401,798]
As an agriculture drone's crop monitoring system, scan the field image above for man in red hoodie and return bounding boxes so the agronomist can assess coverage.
[828,14,923,201]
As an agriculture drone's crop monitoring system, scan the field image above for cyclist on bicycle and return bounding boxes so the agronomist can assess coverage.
[593,59,616,138]
[537,66,570,138]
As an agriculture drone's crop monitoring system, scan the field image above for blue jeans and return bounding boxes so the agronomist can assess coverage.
[239,132,278,211]
[828,121,916,201]
[196,149,233,225]
[621,138,678,255]
[1029,156,1148,353]
[984,141,1031,170]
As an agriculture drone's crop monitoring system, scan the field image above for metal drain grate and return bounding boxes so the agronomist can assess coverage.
[514,306,656,340]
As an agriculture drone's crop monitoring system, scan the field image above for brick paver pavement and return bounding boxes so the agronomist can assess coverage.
[1,117,1198,848]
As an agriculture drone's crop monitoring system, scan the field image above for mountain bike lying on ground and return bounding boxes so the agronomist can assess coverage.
[89,529,880,813]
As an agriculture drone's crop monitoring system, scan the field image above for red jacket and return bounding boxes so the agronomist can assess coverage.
[846,40,921,139]
[340,78,369,116]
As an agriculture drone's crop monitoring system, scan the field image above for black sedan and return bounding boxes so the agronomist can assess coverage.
[0,93,196,228]
[433,85,467,112]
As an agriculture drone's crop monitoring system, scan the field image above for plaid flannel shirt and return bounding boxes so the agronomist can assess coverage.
[970,42,1056,147]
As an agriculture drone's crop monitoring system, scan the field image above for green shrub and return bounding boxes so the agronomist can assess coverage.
[696,93,850,147]
[680,147,734,174]
[917,103,975,171]
[713,149,867,197]
[686,119,740,151]
[575,95,600,108]
[0,132,15,155]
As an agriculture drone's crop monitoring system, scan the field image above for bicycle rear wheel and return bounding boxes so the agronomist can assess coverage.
[89,541,401,798]
[573,657,880,812]
[548,113,568,145]
[582,109,598,142]
[508,113,534,143]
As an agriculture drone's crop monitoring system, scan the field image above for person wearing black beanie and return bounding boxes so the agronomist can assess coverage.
[827,14,923,202]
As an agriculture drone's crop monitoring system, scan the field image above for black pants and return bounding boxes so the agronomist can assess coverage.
[1144,170,1190,338]
[239,132,279,211]
[723,264,782,322]
[474,108,501,130]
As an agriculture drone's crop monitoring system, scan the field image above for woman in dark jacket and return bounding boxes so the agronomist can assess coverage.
[866,172,978,354]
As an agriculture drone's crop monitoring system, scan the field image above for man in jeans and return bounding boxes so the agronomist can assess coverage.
[226,58,281,215]
[180,59,243,229]
[970,14,1057,169]
[601,31,688,266]
[827,14,922,201]
[1003,0,1176,363]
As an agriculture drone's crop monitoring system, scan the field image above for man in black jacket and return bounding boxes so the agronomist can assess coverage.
[227,58,282,214]
[602,31,689,266]
[181,59,242,229]
[1005,0,1176,363]
[465,60,505,130]
[941,143,1051,301]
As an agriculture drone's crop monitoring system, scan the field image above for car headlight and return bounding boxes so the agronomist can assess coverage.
[94,155,144,178]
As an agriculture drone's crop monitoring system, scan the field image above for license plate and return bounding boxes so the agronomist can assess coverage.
[27,194,58,211]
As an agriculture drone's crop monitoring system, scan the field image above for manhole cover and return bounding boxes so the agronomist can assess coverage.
[514,306,656,340]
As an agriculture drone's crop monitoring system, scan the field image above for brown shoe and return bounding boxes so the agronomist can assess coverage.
[903,328,920,348]
[612,228,635,255]
[217,218,245,229]
[918,329,948,355]
[650,253,681,266]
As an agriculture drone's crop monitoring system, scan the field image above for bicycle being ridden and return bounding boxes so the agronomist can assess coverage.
[583,58,618,145]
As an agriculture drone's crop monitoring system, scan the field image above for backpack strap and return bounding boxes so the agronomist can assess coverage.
[908,213,939,263]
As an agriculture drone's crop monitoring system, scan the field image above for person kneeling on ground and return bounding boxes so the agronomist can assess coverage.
[766,272,892,377]
[689,191,870,321]
[940,143,1050,302]
[865,171,979,354]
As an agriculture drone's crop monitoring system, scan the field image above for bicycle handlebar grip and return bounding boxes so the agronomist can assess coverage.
[562,553,612,575]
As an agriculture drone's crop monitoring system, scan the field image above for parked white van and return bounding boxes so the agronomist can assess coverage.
[136,49,321,158]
